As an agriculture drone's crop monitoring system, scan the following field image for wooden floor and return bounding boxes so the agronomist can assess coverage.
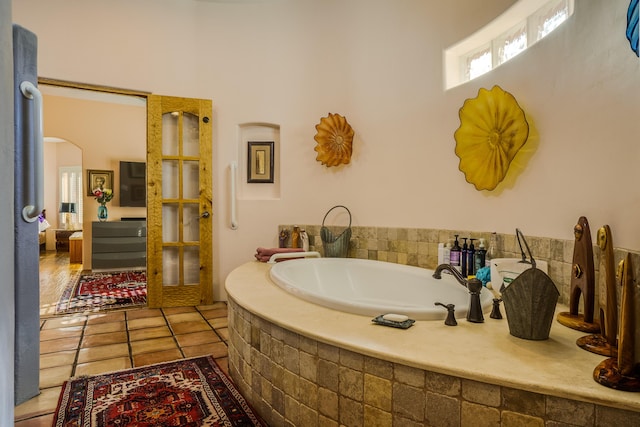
[14,251,229,426]
[38,251,83,317]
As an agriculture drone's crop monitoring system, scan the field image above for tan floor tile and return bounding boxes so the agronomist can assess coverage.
[40,365,72,389]
[162,306,197,315]
[14,413,55,426]
[182,341,228,359]
[81,331,128,348]
[74,357,132,377]
[216,357,229,376]
[166,312,204,324]
[40,326,83,342]
[208,317,228,329]
[197,302,227,310]
[133,349,183,367]
[170,320,211,335]
[84,321,126,335]
[175,330,220,347]
[41,316,86,330]
[130,337,178,355]
[77,343,130,364]
[14,386,62,421]
[40,350,76,369]
[40,336,81,354]
[129,325,172,342]
[127,316,167,330]
[200,308,228,319]
[217,328,229,341]
[87,311,126,324]
[125,308,162,320]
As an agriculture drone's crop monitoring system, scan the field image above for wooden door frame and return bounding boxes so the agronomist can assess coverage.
[38,78,214,307]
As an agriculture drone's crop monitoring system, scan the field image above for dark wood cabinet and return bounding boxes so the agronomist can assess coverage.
[55,229,81,252]
[91,221,146,270]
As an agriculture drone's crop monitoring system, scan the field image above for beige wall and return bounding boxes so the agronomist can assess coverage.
[13,0,640,300]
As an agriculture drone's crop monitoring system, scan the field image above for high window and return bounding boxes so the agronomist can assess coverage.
[445,0,574,89]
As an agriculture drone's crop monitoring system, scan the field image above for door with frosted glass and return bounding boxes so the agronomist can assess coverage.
[147,95,213,307]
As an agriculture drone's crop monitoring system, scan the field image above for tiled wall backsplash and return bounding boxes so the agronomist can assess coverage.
[281,225,640,309]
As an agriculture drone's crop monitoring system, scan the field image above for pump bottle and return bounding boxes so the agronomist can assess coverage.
[474,238,487,273]
[443,241,451,265]
[461,238,469,276]
[467,238,476,276]
[300,229,309,251]
[450,235,461,272]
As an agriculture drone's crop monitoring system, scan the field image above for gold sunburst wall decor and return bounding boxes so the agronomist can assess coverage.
[454,85,529,191]
[314,113,354,167]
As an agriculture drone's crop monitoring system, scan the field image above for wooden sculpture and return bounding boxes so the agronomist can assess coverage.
[577,225,617,356]
[557,216,600,333]
[593,254,640,391]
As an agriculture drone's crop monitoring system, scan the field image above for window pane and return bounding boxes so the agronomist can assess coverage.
[532,0,570,41]
[465,44,492,80]
[496,21,527,65]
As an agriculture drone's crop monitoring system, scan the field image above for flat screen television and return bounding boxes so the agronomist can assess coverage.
[119,161,146,207]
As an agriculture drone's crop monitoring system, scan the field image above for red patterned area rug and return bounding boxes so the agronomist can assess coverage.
[52,356,266,426]
[55,270,147,314]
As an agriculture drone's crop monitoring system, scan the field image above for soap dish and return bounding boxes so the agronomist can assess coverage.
[372,315,415,329]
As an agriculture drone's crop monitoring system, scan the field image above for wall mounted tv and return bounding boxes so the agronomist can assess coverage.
[119,161,146,207]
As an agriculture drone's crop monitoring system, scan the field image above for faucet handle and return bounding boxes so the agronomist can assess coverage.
[467,277,483,293]
[435,302,457,326]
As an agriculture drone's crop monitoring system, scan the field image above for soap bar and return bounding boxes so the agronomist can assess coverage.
[382,313,409,322]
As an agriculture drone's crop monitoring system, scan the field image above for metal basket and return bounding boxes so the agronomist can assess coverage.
[320,205,352,258]
[501,229,559,340]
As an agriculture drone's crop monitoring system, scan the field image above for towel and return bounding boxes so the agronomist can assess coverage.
[255,247,303,262]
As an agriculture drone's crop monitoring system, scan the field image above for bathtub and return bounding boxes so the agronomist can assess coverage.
[269,258,494,321]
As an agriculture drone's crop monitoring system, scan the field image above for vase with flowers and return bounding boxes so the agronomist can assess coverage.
[93,187,114,222]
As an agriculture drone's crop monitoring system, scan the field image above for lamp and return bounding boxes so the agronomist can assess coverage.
[59,202,76,230]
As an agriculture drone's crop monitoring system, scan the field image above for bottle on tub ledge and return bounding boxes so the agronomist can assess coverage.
[461,237,469,276]
[485,232,498,267]
[450,235,462,272]
[474,238,487,273]
[300,229,309,251]
[467,238,476,276]
[291,225,300,249]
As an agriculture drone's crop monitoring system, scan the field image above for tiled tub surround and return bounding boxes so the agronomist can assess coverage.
[226,261,640,427]
[282,225,640,309]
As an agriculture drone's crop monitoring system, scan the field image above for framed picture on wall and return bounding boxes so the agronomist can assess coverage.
[247,141,274,183]
[87,169,114,195]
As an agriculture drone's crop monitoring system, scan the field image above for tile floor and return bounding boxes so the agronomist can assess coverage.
[14,303,230,426]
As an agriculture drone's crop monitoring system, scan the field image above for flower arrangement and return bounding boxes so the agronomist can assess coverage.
[93,187,114,205]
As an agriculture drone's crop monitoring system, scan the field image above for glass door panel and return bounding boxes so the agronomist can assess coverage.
[183,204,200,242]
[183,113,200,157]
[162,160,179,199]
[184,247,200,284]
[162,204,179,242]
[183,160,199,199]
[162,247,179,286]
[162,113,179,156]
